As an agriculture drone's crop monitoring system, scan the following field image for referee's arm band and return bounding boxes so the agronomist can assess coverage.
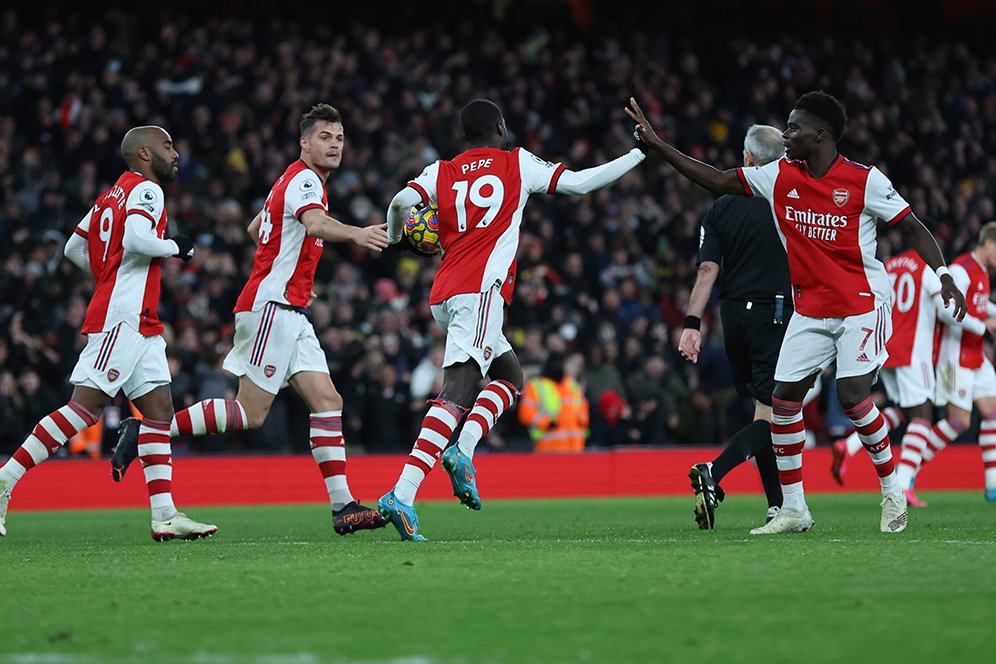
[683,315,701,330]
[936,266,951,279]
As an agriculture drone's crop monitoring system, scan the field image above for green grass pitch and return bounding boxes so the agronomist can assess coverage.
[1,493,993,663]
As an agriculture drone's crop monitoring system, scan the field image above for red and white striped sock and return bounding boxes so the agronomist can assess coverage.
[896,417,931,489]
[456,380,518,459]
[310,410,353,511]
[394,400,466,505]
[844,405,903,456]
[138,419,176,521]
[845,398,899,494]
[979,416,996,490]
[172,399,248,436]
[921,418,962,467]
[0,401,97,489]
[771,397,807,511]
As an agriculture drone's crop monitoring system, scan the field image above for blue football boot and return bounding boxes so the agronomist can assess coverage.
[377,491,427,542]
[441,446,482,510]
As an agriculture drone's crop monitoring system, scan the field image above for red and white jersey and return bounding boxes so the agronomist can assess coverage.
[938,252,990,369]
[235,160,328,312]
[738,154,911,318]
[76,171,169,336]
[884,250,941,368]
[408,147,564,305]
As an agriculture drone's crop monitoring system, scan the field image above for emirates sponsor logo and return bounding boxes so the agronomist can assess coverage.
[833,188,850,207]
[785,205,848,241]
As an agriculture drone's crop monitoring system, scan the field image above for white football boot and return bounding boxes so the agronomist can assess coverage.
[880,492,908,533]
[151,511,218,542]
[750,506,814,535]
[0,478,10,537]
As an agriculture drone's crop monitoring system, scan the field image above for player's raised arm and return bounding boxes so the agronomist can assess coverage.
[626,98,743,195]
[386,187,424,245]
[554,148,646,195]
[299,208,389,252]
[894,213,967,320]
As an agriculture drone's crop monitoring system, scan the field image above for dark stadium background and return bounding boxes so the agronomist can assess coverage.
[1,0,993,457]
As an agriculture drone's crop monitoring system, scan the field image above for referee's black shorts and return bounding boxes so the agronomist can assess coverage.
[719,298,791,406]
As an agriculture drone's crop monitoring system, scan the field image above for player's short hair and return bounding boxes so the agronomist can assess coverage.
[793,91,847,142]
[300,104,342,137]
[979,221,996,245]
[743,125,784,165]
[461,99,504,143]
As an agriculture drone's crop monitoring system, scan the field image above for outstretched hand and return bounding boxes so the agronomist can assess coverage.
[354,223,390,252]
[624,98,658,152]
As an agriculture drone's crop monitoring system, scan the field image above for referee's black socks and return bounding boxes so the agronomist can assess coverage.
[711,419,782,508]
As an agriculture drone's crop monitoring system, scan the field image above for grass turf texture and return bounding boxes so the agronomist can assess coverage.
[0,493,992,664]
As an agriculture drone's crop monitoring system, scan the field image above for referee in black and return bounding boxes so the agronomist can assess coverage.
[679,124,790,530]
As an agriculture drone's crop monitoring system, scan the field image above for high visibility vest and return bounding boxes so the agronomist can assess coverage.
[518,377,589,453]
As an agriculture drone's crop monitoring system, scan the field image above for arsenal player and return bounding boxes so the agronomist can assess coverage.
[627,91,966,534]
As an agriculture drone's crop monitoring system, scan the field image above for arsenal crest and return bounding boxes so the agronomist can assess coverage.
[832,188,850,207]
[264,365,276,378]
[107,369,120,382]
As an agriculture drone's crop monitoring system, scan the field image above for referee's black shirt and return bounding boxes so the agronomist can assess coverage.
[697,195,791,302]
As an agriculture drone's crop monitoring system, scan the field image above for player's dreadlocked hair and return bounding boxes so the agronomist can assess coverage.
[794,91,847,142]
[300,103,342,137]
[461,99,503,143]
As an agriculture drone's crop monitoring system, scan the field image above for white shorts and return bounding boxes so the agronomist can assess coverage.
[431,286,513,376]
[69,323,170,399]
[879,362,935,409]
[223,303,329,395]
[775,303,892,383]
[935,357,996,411]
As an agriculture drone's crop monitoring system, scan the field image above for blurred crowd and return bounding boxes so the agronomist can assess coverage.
[0,4,994,456]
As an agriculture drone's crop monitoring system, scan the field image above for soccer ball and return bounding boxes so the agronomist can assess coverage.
[403,204,441,255]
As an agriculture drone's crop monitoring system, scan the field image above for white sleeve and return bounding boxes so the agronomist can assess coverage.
[933,263,985,334]
[122,215,179,257]
[122,181,178,257]
[866,167,912,226]
[552,149,646,196]
[285,169,327,220]
[406,161,440,206]
[515,148,566,194]
[949,263,972,294]
[386,187,424,245]
[934,292,986,335]
[737,158,781,202]
[63,210,93,273]
[987,301,996,319]
[126,181,166,225]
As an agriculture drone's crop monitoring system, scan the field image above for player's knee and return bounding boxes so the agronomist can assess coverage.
[835,384,870,411]
[947,411,972,431]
